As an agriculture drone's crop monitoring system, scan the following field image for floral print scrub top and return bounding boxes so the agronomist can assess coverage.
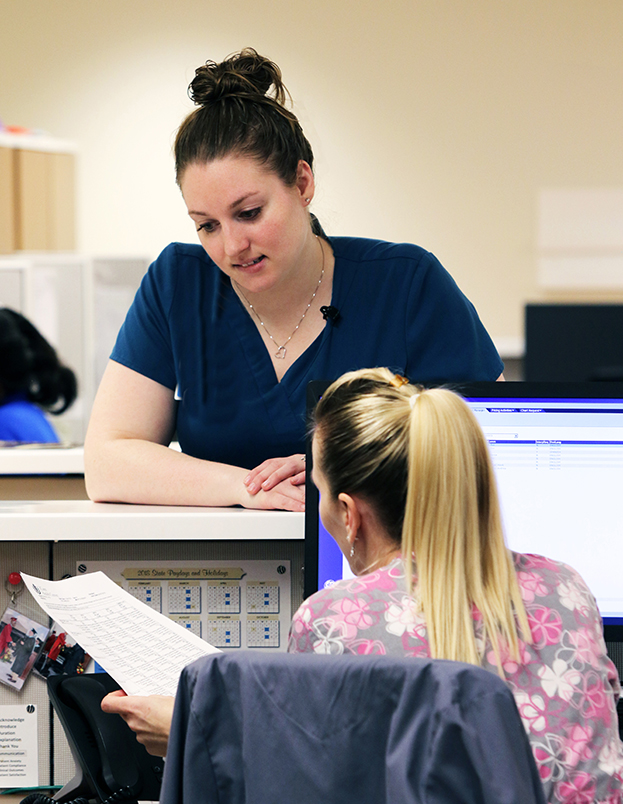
[288,553,623,804]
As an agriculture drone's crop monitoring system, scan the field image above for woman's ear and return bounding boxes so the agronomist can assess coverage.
[295,160,315,203]
[337,492,361,544]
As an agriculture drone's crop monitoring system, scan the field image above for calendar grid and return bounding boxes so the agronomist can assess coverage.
[78,560,291,651]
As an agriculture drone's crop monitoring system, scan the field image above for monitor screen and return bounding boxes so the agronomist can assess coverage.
[304,381,623,638]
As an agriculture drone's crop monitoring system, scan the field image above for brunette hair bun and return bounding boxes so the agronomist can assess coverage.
[175,48,315,192]
[189,48,288,107]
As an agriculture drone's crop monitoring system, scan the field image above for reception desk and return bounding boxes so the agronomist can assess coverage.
[0,500,304,542]
[0,503,305,790]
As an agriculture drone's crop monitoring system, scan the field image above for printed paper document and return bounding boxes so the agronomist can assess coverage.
[21,571,219,696]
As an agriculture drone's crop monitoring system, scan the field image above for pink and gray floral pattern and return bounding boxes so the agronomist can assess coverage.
[288,553,623,803]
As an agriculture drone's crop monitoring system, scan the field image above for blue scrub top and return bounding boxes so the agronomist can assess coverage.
[111,236,502,469]
[0,396,60,443]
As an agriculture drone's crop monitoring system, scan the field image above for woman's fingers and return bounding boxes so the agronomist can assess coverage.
[289,470,306,486]
[244,455,306,493]
[241,476,305,512]
[101,693,174,757]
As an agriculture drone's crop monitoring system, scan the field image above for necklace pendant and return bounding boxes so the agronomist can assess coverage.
[275,346,287,360]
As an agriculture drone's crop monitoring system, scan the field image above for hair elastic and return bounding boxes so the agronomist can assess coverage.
[390,374,409,389]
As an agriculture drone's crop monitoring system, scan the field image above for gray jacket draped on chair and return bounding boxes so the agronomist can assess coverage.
[160,652,546,804]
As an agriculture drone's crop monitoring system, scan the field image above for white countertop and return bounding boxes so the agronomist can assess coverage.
[0,446,84,475]
[0,500,304,541]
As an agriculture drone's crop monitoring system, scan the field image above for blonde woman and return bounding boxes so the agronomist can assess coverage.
[289,368,623,804]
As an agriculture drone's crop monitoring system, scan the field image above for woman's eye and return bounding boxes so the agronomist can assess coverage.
[239,207,261,221]
[197,221,216,234]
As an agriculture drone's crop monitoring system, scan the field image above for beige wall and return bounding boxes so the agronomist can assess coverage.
[1,0,622,344]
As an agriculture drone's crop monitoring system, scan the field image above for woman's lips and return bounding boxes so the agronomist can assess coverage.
[235,255,266,272]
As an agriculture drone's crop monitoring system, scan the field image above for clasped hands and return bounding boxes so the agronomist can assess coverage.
[242,454,306,512]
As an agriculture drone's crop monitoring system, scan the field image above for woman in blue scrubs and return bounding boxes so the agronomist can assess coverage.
[85,49,503,511]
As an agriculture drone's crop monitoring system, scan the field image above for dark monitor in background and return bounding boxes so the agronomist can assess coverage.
[525,304,623,382]
[305,380,623,673]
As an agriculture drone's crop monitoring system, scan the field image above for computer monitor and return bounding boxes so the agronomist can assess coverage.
[304,381,623,647]
[525,304,623,382]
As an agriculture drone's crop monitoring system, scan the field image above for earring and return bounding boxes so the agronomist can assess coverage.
[304,197,311,205]
[350,541,355,558]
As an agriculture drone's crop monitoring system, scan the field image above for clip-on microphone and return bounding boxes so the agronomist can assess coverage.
[320,305,340,323]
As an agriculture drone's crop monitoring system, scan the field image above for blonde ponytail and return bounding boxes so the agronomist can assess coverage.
[401,390,530,672]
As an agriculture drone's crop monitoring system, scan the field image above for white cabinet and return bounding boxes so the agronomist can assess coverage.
[0,132,77,254]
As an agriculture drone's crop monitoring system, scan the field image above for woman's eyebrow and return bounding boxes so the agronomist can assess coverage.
[187,192,259,218]
[228,192,259,210]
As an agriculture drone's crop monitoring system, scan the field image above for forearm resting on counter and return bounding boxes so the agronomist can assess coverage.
[85,436,252,507]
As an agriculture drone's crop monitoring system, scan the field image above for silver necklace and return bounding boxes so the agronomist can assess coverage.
[235,235,325,360]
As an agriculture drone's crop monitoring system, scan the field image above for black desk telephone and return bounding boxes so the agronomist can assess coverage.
[39,673,163,804]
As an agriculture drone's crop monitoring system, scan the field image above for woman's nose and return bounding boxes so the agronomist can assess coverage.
[222,224,250,258]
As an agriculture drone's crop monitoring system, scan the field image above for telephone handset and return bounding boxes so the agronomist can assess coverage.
[46,673,163,804]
